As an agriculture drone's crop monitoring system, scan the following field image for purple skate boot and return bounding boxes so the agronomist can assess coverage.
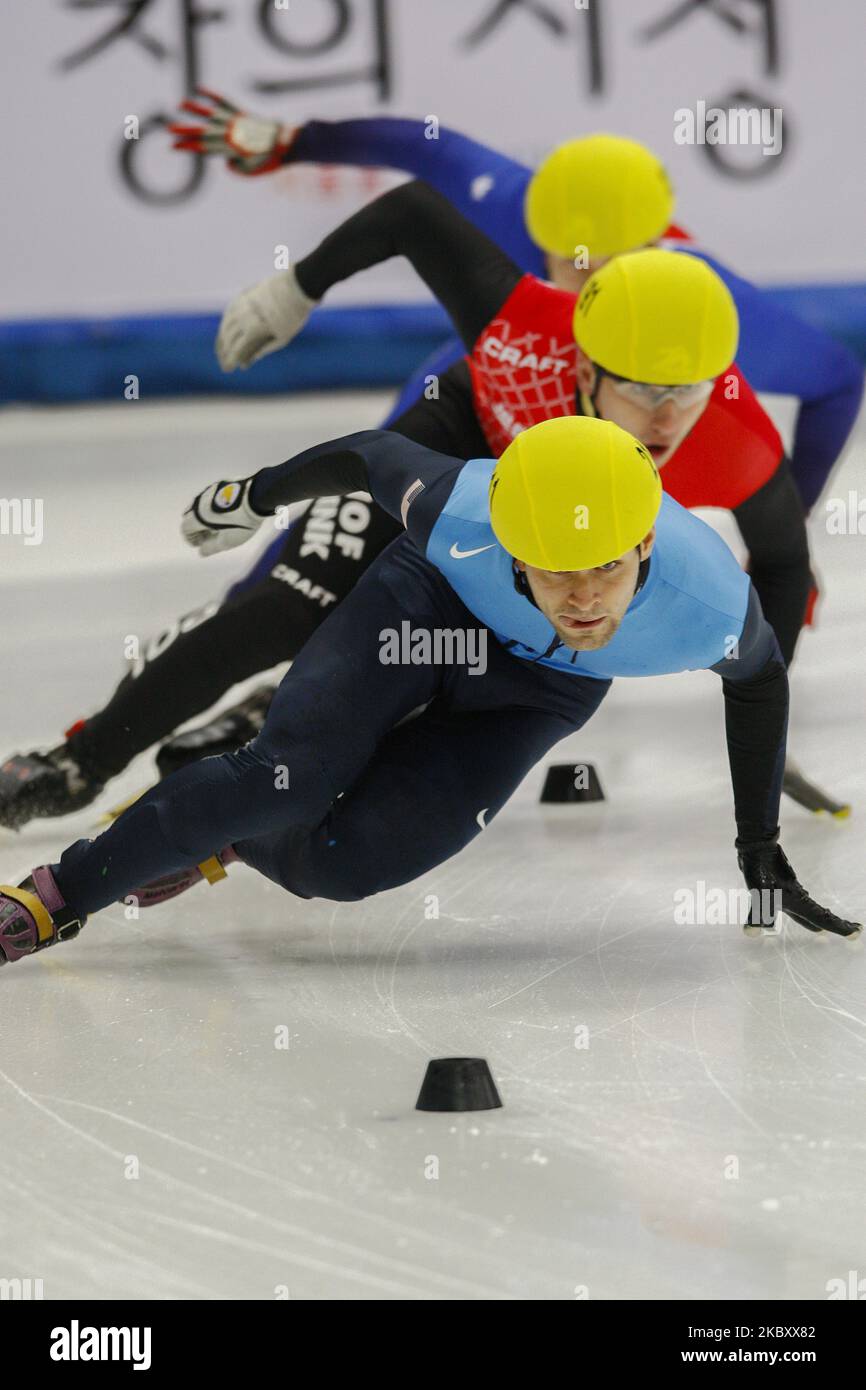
[0,866,84,967]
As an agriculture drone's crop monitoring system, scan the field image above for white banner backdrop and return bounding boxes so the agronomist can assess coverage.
[2,0,863,319]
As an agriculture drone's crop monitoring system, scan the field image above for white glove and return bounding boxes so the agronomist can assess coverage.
[216,266,317,372]
[182,477,267,557]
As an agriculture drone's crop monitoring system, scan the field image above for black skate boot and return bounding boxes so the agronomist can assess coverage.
[155,683,275,778]
[0,745,104,831]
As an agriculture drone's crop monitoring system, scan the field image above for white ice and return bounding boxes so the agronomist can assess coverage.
[1,391,864,1301]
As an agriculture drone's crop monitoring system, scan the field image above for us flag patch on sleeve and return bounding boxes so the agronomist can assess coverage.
[400,478,425,528]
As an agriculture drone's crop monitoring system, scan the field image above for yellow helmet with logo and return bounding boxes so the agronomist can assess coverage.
[573,248,739,385]
[489,416,662,570]
[524,134,675,260]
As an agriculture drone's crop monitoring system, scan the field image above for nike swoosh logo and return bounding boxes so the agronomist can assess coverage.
[450,543,496,560]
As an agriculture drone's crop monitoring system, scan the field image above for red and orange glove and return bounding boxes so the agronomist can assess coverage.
[169,87,298,176]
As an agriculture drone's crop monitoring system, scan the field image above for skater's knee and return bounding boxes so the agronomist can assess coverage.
[233,836,372,902]
[284,826,433,902]
[286,855,381,902]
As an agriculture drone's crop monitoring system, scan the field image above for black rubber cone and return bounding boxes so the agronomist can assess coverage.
[540,762,604,803]
[415,1057,502,1112]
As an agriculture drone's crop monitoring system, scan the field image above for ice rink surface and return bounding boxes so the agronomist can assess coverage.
[1,389,865,1301]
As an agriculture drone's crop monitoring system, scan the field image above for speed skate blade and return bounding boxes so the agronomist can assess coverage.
[782,769,850,819]
[95,785,150,826]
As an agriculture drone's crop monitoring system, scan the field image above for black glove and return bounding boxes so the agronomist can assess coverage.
[737,834,861,938]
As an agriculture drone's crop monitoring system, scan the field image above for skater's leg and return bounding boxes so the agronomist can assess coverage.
[154,493,405,771]
[238,678,610,901]
[51,540,453,918]
[0,494,404,832]
[0,564,312,828]
[66,583,309,782]
[70,495,401,777]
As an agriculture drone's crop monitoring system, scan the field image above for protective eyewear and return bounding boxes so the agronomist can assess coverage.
[600,370,715,411]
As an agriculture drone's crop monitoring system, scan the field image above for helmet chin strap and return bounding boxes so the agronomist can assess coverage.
[579,388,600,419]
[512,561,541,609]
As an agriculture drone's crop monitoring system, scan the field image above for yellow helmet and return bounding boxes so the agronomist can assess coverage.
[489,416,662,570]
[573,248,739,385]
[524,134,674,261]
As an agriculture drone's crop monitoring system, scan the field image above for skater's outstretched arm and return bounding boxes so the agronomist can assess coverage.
[253,430,462,547]
[171,92,540,271]
[294,180,519,349]
[183,430,463,559]
[731,460,812,667]
[712,591,859,935]
[710,587,789,844]
[287,119,538,269]
[216,181,523,371]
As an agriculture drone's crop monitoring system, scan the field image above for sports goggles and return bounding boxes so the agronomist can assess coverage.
[599,369,716,411]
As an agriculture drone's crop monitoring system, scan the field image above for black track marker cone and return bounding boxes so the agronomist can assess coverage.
[540,762,604,803]
[415,1057,502,1112]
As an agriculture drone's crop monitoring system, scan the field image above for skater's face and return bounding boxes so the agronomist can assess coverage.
[518,530,656,652]
[575,352,712,468]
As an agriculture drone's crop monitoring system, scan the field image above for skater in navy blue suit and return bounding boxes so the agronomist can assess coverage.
[1,418,859,969]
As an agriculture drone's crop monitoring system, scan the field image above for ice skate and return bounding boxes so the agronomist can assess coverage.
[0,866,84,966]
[782,758,851,819]
[0,745,103,831]
[155,685,275,778]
